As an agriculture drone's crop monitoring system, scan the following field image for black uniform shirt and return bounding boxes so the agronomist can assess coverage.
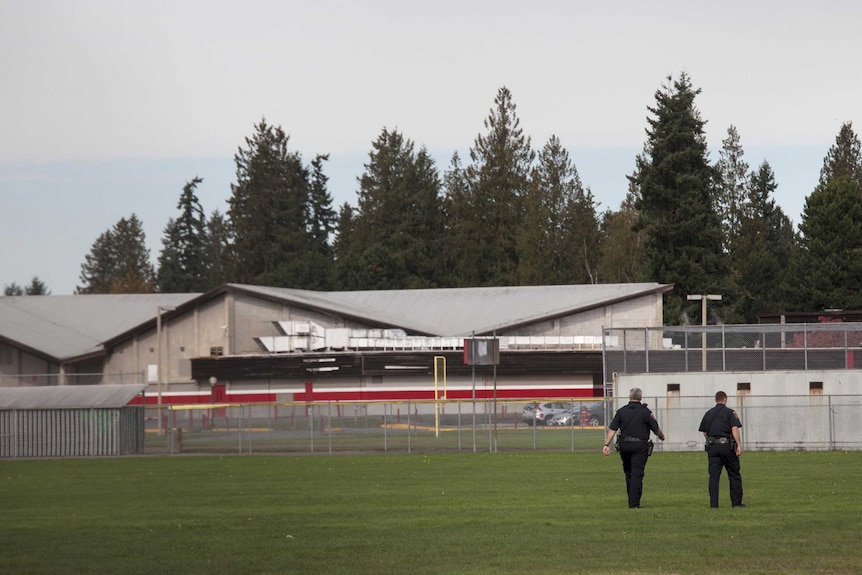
[609,401,661,440]
[699,404,742,438]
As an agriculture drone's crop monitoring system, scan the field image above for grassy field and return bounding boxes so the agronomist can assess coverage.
[2,451,861,574]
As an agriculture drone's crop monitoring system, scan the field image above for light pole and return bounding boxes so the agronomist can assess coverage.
[156,305,176,434]
[687,294,722,371]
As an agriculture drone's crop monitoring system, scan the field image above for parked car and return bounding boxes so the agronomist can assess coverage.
[547,402,606,427]
[521,401,574,425]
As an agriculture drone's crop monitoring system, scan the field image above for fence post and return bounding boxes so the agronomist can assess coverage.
[383,403,388,451]
[309,404,314,454]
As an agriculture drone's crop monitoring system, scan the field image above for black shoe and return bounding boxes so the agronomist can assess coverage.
[710,505,719,508]
[732,503,746,508]
[629,504,640,508]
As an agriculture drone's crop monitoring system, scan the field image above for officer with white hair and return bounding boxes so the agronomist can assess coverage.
[602,387,666,508]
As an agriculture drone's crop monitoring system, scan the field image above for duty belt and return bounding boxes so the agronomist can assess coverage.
[619,436,647,442]
[708,436,731,444]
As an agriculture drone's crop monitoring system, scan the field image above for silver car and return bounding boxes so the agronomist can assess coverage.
[521,401,574,425]
[548,402,605,427]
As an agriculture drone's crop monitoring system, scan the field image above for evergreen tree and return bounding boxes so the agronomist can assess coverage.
[407,147,447,287]
[77,230,116,294]
[110,214,157,293]
[731,161,795,321]
[817,121,862,191]
[350,128,445,289]
[631,73,731,324]
[562,176,601,285]
[205,209,232,288]
[332,202,362,289]
[290,154,337,290]
[790,123,862,311]
[461,86,535,286]
[157,176,209,293]
[227,118,311,286]
[715,125,751,251]
[442,151,478,287]
[77,214,156,294]
[157,218,183,292]
[795,176,862,310]
[520,135,599,284]
[4,283,24,296]
[308,154,337,257]
[596,187,647,283]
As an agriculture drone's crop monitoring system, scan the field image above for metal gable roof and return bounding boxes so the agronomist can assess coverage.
[0,383,148,409]
[0,294,198,361]
[230,283,672,336]
[0,284,671,367]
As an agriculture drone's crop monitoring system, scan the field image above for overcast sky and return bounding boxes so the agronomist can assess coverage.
[2,0,860,295]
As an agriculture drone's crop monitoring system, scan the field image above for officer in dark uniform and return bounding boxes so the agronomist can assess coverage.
[602,387,666,508]
[699,390,745,508]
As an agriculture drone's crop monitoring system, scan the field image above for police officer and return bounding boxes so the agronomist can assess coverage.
[602,387,665,508]
[699,391,745,508]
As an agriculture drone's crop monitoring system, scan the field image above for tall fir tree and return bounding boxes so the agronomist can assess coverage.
[293,154,338,290]
[332,202,362,289]
[461,86,535,286]
[715,125,751,251]
[308,154,337,257]
[77,230,116,294]
[406,147,446,287]
[442,151,479,287]
[631,73,731,324]
[77,214,156,293]
[227,119,312,286]
[157,218,183,291]
[349,128,444,289]
[157,176,209,293]
[791,123,862,311]
[794,176,862,310]
[731,161,795,321]
[519,135,599,284]
[596,188,647,283]
[204,209,232,288]
[817,121,862,191]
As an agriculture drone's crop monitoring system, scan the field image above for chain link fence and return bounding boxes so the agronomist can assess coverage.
[145,399,608,455]
[603,323,862,376]
[643,394,862,453]
[143,394,862,455]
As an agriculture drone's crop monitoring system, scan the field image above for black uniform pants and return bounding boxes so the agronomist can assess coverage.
[619,441,650,507]
[707,443,743,507]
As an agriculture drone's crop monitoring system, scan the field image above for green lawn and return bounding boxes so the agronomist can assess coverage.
[2,451,860,574]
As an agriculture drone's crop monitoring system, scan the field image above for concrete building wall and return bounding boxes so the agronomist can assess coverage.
[105,295,231,384]
[613,370,862,452]
[0,344,58,385]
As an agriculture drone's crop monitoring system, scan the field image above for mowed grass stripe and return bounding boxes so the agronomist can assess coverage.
[1,451,860,575]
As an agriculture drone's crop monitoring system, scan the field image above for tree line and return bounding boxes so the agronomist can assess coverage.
[11,73,862,326]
